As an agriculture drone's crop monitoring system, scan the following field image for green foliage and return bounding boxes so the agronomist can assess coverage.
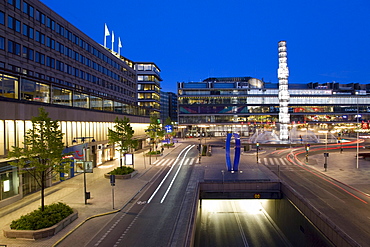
[108,166,135,175]
[145,116,165,151]
[163,143,174,147]
[7,107,72,211]
[147,150,161,155]
[108,117,137,154]
[10,202,73,230]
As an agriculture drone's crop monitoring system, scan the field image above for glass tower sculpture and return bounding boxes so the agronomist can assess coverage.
[277,41,290,141]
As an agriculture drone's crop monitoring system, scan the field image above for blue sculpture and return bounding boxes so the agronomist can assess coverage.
[225,133,241,171]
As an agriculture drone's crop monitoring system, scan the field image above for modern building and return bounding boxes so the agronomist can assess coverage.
[160,91,178,124]
[177,77,370,137]
[136,62,162,115]
[0,0,159,207]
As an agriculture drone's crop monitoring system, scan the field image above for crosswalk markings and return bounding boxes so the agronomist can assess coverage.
[263,158,291,166]
[154,158,195,167]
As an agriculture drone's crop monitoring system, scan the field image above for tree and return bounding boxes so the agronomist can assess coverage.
[107,117,137,168]
[8,107,72,211]
[145,116,164,151]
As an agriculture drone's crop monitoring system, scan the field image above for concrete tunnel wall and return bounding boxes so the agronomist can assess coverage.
[261,182,359,247]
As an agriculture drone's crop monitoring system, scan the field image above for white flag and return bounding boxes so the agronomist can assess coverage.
[118,37,122,48]
[104,23,110,36]
[104,23,110,48]
[111,30,114,52]
[118,37,122,55]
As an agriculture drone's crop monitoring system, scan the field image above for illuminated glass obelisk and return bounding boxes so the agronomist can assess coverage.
[277,41,290,141]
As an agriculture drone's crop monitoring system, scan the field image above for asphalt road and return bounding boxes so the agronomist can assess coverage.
[194,200,289,247]
[82,144,198,247]
[265,142,370,246]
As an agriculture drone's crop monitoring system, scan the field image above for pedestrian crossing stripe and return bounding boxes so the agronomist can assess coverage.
[263,158,291,166]
[154,158,194,166]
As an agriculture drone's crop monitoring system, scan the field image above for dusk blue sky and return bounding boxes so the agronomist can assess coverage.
[41,0,370,93]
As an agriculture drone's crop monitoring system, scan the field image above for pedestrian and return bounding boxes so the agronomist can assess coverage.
[161,146,164,153]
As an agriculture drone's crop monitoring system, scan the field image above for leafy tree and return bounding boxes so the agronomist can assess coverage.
[108,117,137,168]
[145,116,164,151]
[8,108,72,211]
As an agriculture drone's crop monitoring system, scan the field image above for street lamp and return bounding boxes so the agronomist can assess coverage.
[256,142,260,163]
[73,136,95,205]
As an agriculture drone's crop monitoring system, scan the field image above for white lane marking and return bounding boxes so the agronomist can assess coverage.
[231,201,249,247]
[160,145,194,203]
[147,145,193,203]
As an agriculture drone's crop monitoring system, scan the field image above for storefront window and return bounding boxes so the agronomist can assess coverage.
[73,92,89,108]
[90,96,102,110]
[0,74,18,99]
[0,164,19,201]
[21,79,50,103]
[103,100,113,112]
[52,87,72,106]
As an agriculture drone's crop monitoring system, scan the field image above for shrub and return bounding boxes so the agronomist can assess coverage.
[108,166,135,175]
[10,202,73,230]
[147,150,161,155]
[163,143,174,147]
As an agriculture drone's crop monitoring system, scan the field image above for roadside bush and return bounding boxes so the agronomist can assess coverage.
[147,150,161,155]
[163,143,174,147]
[108,166,135,175]
[10,202,73,230]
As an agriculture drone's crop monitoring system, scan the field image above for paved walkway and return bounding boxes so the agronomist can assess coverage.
[0,143,184,247]
[307,150,370,195]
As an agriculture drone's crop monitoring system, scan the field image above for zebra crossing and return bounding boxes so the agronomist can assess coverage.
[152,158,196,167]
[262,157,292,166]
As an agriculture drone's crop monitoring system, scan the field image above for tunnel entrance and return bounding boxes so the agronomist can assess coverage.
[194,198,334,247]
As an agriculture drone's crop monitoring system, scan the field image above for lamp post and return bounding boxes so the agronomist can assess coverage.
[256,142,260,163]
[73,137,95,205]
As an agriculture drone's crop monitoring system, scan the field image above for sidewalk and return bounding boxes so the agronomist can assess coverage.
[0,142,184,247]
[304,150,370,195]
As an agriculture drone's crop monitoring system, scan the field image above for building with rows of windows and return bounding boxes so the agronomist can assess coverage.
[0,0,161,207]
[178,77,370,137]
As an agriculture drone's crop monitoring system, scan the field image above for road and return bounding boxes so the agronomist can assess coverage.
[82,144,198,246]
[194,200,289,247]
[264,141,370,246]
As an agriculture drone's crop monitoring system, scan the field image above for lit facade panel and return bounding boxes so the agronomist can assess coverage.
[178,77,370,126]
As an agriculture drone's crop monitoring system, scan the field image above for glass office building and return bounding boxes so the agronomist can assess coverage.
[178,77,370,137]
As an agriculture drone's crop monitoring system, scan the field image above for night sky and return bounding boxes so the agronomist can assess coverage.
[41,0,370,93]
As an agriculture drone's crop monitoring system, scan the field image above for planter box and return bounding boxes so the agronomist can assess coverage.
[104,170,138,179]
[144,153,162,157]
[3,210,78,240]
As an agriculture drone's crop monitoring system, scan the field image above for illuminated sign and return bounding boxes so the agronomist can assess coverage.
[125,153,133,166]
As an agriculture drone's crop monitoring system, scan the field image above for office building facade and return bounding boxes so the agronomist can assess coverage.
[0,0,158,207]
[160,91,178,124]
[178,77,370,137]
[136,62,161,115]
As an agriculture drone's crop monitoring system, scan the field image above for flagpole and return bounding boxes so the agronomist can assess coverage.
[118,37,122,56]
[111,30,114,52]
[104,23,110,48]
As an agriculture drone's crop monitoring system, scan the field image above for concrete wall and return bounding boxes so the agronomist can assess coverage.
[261,182,359,247]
